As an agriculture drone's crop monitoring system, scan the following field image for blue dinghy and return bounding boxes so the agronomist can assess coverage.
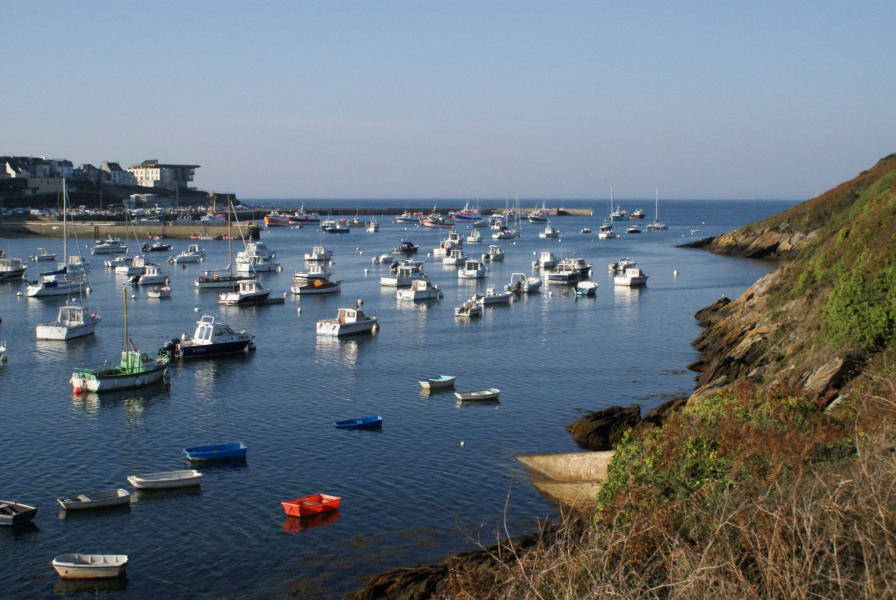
[184,442,247,461]
[334,415,383,431]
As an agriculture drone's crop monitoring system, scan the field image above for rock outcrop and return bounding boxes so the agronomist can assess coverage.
[566,405,642,450]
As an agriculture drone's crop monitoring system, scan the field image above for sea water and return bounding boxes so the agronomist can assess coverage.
[0,199,797,598]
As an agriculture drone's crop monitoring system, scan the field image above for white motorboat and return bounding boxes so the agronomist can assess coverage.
[380,264,426,287]
[56,488,131,511]
[316,305,377,337]
[626,224,642,234]
[35,299,101,340]
[52,554,128,579]
[129,263,168,286]
[481,244,505,262]
[609,258,637,273]
[466,229,483,244]
[304,245,333,262]
[475,287,513,305]
[30,248,57,262]
[126,469,202,489]
[575,281,598,296]
[236,241,279,273]
[146,286,171,298]
[505,272,543,294]
[104,255,133,268]
[433,232,463,257]
[162,314,255,358]
[0,340,6,362]
[454,298,482,318]
[458,260,487,279]
[598,222,618,239]
[291,262,342,295]
[539,222,560,239]
[614,267,649,287]
[171,244,206,263]
[397,279,442,301]
[90,237,128,254]
[371,253,393,264]
[442,248,466,266]
[366,217,380,232]
[532,251,557,270]
[115,254,146,276]
[218,279,272,305]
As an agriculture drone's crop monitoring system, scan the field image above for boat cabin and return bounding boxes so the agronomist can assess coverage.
[337,308,365,324]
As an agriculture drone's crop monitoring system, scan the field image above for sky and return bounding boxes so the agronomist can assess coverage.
[3,1,894,201]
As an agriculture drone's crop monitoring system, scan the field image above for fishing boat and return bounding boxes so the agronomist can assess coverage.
[466,229,482,244]
[422,208,455,228]
[334,415,383,430]
[392,240,420,254]
[481,244,505,262]
[575,281,598,296]
[184,442,247,461]
[614,267,649,287]
[396,279,442,300]
[161,315,255,358]
[288,205,321,223]
[454,298,482,318]
[532,251,557,270]
[418,375,456,389]
[380,264,426,287]
[146,286,171,298]
[51,554,128,579]
[0,501,37,526]
[56,488,131,511]
[598,222,617,239]
[505,272,543,294]
[90,237,128,255]
[35,299,101,340]
[236,241,280,273]
[142,240,173,252]
[126,470,202,489]
[455,388,501,401]
[316,304,378,337]
[442,248,466,266]
[474,287,513,305]
[394,210,422,224]
[366,217,380,232]
[449,201,482,222]
[30,248,57,262]
[0,250,27,281]
[171,244,205,263]
[631,208,646,219]
[458,260,487,279]
[218,279,272,305]
[281,493,341,518]
[645,189,668,231]
[527,202,550,222]
[70,287,169,394]
[263,211,291,227]
[539,222,560,238]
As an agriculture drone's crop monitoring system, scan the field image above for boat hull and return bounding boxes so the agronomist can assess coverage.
[0,501,37,526]
[334,415,383,430]
[52,555,128,579]
[127,470,202,489]
[281,494,341,518]
[316,320,376,337]
[184,443,247,461]
[70,360,168,393]
[455,388,501,401]
[419,376,456,389]
[57,489,131,511]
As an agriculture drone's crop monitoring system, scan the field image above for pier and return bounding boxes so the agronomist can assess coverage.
[0,221,261,240]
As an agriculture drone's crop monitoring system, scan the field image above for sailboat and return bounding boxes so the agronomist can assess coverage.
[598,189,618,239]
[291,230,342,295]
[645,189,668,231]
[195,198,255,289]
[26,179,89,297]
[70,286,169,394]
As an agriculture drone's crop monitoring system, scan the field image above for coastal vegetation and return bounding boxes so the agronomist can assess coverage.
[352,155,896,599]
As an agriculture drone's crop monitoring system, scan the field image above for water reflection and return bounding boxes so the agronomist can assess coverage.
[53,576,129,596]
[71,388,169,428]
[282,508,341,533]
[132,486,202,503]
[454,399,501,409]
[315,335,375,365]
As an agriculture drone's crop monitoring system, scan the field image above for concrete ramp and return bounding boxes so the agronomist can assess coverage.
[516,451,613,511]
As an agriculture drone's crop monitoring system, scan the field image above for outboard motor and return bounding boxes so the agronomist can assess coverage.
[160,338,181,356]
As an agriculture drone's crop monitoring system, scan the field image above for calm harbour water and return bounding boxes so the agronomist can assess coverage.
[0,199,797,599]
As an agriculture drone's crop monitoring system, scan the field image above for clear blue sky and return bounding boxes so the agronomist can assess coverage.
[3,1,894,200]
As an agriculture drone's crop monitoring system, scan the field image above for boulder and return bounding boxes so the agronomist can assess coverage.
[566,405,641,451]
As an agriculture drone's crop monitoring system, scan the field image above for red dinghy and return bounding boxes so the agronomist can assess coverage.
[281,494,341,518]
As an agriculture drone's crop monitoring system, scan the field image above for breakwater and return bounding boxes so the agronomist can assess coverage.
[0,221,261,240]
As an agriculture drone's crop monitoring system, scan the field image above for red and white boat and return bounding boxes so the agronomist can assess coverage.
[288,205,321,223]
[422,209,455,228]
[395,210,423,224]
[263,212,291,227]
[281,493,341,518]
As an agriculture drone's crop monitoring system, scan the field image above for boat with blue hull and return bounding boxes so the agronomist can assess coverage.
[184,442,247,461]
[334,415,383,430]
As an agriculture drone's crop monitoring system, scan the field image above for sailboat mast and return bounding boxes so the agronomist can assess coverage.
[62,178,67,264]
[123,284,130,368]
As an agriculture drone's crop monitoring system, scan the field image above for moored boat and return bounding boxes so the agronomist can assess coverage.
[575,281,598,296]
[454,298,482,318]
[281,493,341,518]
[505,272,543,294]
[474,287,513,305]
[455,388,501,401]
[51,554,128,579]
[334,415,383,430]
[161,315,255,358]
[0,501,38,526]
[184,442,247,461]
[146,286,171,298]
[614,267,649,287]
[316,305,378,337]
[57,488,131,511]
[0,251,27,280]
[35,299,101,341]
[418,375,456,389]
[126,470,202,489]
[397,279,442,300]
[458,260,487,279]
[218,279,272,305]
